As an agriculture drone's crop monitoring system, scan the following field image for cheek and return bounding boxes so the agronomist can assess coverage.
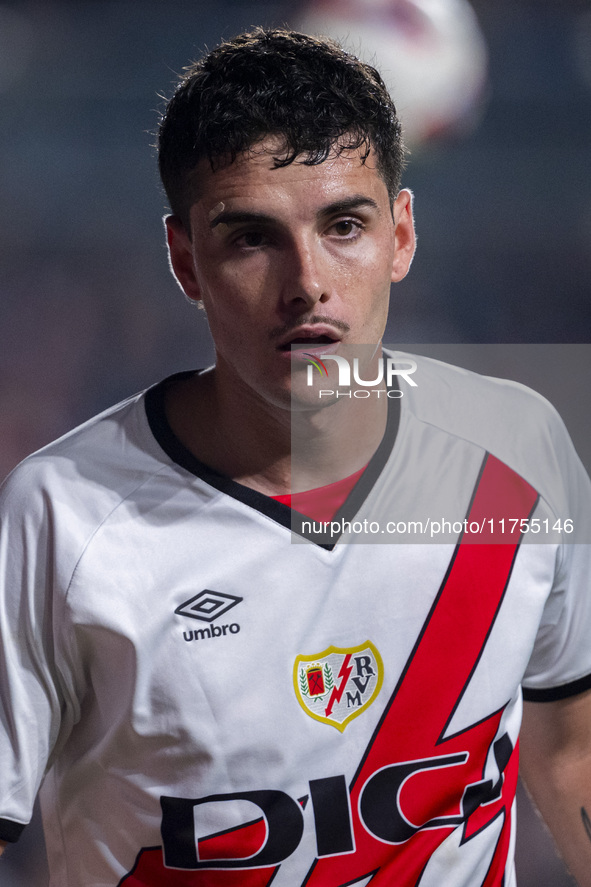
[344,235,394,282]
[206,255,275,309]
[345,248,393,311]
[200,283,264,359]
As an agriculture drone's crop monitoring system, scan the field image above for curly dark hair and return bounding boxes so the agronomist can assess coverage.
[158,27,405,231]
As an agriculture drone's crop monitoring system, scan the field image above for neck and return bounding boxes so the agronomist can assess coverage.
[165,362,389,496]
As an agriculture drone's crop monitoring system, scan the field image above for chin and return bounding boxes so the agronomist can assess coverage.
[287,377,341,412]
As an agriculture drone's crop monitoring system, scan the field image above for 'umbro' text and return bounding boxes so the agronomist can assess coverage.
[182,623,240,642]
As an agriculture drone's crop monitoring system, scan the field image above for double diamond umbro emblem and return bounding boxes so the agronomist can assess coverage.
[176,591,243,642]
[175,590,243,623]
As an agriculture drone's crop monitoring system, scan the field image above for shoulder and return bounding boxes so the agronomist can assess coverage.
[0,387,170,535]
[392,350,588,517]
[398,350,561,434]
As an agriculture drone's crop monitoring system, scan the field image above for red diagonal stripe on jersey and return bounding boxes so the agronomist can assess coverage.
[120,455,537,887]
[303,454,537,887]
[198,818,268,861]
[119,846,279,887]
[324,654,354,717]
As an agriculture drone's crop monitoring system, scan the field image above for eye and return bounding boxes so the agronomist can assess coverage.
[235,231,267,248]
[330,218,362,238]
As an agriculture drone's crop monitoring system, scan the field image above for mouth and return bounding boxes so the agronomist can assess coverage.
[276,326,343,355]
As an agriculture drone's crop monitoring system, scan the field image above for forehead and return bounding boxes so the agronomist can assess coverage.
[190,139,389,218]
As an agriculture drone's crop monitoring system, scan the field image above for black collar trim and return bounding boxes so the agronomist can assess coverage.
[144,371,400,551]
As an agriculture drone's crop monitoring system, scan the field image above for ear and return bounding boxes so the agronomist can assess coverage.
[391,189,416,283]
[164,215,202,302]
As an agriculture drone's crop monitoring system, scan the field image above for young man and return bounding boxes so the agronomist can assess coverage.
[1,28,591,887]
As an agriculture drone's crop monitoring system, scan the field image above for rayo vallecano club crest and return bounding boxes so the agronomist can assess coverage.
[293,641,383,732]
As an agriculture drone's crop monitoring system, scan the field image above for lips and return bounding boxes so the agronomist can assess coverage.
[276,325,343,352]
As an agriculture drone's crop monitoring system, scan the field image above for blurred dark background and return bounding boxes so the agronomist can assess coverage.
[0,0,589,883]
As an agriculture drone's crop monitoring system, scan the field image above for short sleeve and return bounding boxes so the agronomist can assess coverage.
[0,462,67,841]
[521,414,591,701]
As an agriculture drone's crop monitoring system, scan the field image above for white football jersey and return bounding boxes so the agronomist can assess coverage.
[1,354,590,887]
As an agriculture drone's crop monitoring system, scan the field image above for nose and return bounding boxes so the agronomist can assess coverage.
[282,237,332,310]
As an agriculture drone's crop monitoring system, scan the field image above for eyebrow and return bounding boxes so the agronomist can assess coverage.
[210,211,275,229]
[209,195,381,229]
[317,195,380,219]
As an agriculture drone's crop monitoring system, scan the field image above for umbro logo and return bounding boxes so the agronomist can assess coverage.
[176,590,242,642]
[176,590,242,622]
